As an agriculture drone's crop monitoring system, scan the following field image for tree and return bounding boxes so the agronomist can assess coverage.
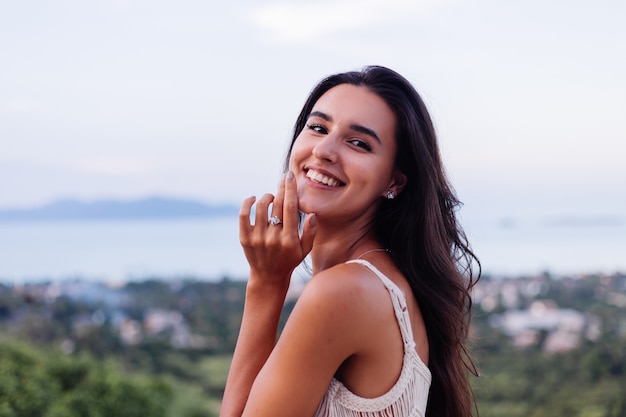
[0,339,172,417]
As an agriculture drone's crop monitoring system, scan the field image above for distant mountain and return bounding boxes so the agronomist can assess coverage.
[0,197,239,221]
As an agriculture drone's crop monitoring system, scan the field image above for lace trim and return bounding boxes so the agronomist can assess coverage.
[315,350,431,416]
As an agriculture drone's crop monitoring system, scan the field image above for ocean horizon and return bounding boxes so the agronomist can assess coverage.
[1,215,625,284]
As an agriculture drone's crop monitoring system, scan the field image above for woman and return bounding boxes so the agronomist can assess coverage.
[220,66,480,417]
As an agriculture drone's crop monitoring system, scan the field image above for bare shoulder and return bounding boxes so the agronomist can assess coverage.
[260,262,391,384]
[301,262,389,304]
[292,262,394,338]
[242,262,398,416]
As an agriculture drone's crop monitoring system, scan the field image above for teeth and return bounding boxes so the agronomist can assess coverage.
[306,169,341,187]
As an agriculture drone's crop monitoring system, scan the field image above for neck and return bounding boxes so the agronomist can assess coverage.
[308,223,382,273]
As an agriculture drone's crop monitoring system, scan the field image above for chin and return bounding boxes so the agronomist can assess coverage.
[296,200,315,215]
[296,195,324,215]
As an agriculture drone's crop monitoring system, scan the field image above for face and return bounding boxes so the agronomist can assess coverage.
[289,84,404,223]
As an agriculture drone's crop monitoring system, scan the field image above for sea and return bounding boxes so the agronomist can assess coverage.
[1,216,625,284]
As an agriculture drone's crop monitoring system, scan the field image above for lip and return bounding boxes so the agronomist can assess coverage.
[303,166,346,188]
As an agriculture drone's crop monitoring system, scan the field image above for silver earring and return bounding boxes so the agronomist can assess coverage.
[386,190,395,200]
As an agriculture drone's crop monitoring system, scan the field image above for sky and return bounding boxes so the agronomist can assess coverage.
[1,0,625,226]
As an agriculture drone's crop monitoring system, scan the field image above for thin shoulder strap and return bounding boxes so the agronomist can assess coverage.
[346,259,416,348]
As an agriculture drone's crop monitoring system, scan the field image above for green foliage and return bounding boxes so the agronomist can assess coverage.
[473,330,626,416]
[0,339,172,417]
[0,340,57,417]
[2,273,625,416]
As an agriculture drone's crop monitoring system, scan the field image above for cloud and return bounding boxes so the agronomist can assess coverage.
[248,0,452,43]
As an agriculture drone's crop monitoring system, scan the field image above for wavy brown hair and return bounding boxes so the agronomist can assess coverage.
[285,66,480,417]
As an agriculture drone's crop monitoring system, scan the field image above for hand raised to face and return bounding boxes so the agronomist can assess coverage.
[239,171,317,286]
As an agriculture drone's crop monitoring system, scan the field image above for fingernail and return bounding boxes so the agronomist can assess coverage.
[287,170,294,180]
[309,213,317,227]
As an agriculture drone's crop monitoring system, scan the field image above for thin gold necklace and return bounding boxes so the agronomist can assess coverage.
[354,248,391,260]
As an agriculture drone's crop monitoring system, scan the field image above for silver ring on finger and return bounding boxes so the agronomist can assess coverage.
[268,215,282,226]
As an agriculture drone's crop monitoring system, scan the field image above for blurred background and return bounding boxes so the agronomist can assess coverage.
[1,0,625,281]
[1,1,625,416]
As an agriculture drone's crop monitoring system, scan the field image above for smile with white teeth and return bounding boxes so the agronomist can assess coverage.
[306,169,343,187]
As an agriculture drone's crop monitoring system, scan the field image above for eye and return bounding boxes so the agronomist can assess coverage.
[306,123,327,134]
[348,138,372,152]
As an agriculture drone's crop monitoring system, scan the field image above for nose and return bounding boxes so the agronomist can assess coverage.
[312,134,338,163]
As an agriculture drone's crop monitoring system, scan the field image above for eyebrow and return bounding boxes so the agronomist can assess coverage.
[308,111,382,144]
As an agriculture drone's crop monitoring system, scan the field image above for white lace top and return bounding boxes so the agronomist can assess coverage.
[313,259,431,417]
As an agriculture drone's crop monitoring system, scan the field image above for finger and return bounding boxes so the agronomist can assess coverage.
[255,193,275,229]
[300,213,317,255]
[282,170,299,231]
[239,196,256,242]
[271,173,286,219]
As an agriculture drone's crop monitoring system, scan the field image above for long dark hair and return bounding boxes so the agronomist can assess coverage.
[285,66,480,417]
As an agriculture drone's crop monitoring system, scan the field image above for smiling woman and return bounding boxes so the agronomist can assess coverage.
[291,84,401,224]
[220,66,480,417]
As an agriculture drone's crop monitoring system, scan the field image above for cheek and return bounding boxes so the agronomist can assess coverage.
[287,150,299,172]
[288,137,308,167]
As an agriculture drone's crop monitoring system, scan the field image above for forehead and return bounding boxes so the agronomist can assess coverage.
[311,84,396,139]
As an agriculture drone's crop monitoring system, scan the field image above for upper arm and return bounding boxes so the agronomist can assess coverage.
[241,269,367,417]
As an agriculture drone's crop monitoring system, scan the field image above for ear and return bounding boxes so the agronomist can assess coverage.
[384,170,407,198]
